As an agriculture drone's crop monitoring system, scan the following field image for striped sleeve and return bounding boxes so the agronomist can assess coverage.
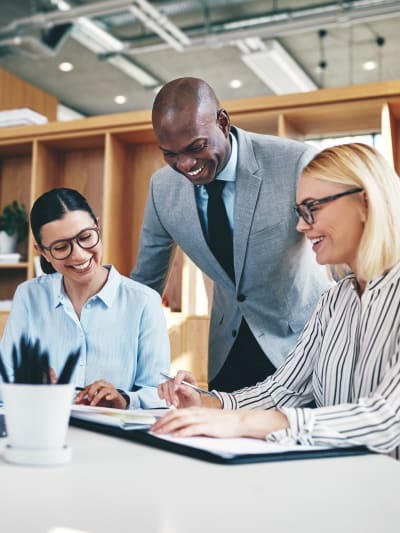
[274,355,400,456]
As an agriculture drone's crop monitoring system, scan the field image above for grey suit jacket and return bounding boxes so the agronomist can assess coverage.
[131,127,330,380]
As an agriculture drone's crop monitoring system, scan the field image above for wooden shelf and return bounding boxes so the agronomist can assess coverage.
[0,262,29,269]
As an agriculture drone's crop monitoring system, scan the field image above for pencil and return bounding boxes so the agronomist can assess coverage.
[160,372,214,397]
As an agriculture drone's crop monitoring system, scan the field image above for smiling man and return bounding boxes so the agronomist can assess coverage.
[131,77,329,392]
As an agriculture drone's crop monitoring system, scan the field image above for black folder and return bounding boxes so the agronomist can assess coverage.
[70,417,371,465]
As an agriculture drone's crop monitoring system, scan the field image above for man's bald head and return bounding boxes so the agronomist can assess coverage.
[152,77,220,127]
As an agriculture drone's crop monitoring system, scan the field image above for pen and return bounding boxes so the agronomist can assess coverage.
[160,372,214,397]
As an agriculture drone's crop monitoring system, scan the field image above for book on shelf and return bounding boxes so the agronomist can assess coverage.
[0,108,48,127]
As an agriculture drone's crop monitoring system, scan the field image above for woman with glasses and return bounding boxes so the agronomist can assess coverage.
[0,188,170,409]
[152,143,400,459]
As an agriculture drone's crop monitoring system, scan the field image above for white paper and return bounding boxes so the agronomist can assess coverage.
[151,433,330,458]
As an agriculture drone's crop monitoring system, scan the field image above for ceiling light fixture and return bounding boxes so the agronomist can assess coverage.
[229,79,243,89]
[114,95,127,104]
[58,61,74,72]
[71,17,124,53]
[240,39,317,94]
[363,60,377,71]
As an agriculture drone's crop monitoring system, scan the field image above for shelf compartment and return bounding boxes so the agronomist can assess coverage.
[0,267,28,300]
[33,136,106,219]
[104,132,164,276]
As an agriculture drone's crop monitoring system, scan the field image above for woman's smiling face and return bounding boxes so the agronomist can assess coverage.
[38,210,102,286]
[295,174,367,274]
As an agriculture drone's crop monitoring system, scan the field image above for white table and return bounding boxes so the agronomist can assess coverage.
[0,427,399,533]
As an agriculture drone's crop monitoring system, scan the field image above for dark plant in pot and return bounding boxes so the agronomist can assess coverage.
[0,200,28,253]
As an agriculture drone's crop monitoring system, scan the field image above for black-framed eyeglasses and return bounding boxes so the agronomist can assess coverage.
[294,187,363,225]
[41,226,100,260]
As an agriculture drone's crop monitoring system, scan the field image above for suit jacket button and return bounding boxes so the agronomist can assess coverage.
[237,294,246,302]
[232,329,237,337]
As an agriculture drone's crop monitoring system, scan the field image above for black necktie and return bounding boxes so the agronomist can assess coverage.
[205,180,235,281]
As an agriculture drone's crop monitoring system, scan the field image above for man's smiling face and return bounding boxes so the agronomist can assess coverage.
[154,107,231,186]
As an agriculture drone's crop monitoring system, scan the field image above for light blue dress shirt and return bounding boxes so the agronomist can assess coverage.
[0,266,170,408]
[195,132,238,238]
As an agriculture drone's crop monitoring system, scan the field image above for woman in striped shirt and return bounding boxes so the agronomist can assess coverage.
[153,143,400,459]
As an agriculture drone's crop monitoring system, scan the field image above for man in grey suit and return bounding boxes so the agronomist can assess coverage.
[131,77,329,392]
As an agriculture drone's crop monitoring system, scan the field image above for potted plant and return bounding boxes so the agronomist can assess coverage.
[0,200,29,254]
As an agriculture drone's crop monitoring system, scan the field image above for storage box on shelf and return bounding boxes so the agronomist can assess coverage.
[1,81,400,380]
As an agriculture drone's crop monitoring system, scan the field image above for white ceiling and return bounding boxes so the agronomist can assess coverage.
[0,0,399,117]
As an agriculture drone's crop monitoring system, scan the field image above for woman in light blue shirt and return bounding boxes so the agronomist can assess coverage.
[0,188,170,409]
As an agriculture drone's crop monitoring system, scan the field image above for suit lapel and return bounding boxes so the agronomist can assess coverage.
[233,129,262,283]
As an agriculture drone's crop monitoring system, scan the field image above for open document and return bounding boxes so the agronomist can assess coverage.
[70,407,371,464]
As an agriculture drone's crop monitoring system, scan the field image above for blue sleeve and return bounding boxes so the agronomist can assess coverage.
[128,289,170,408]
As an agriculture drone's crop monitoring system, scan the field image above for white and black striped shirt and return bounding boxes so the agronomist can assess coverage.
[215,263,400,459]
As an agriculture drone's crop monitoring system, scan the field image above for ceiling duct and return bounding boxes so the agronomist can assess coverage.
[70,17,163,89]
[129,0,190,52]
[0,1,398,53]
[41,22,72,52]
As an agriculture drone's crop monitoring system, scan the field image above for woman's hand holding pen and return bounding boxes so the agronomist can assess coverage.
[158,370,220,409]
[155,369,288,438]
[75,380,128,409]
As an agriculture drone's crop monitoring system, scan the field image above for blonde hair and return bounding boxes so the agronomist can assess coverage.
[302,143,400,281]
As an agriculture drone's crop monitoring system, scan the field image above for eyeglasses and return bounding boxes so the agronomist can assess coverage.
[294,187,363,225]
[41,227,100,260]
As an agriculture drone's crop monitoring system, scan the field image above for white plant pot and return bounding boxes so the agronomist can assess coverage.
[0,231,17,253]
[1,383,74,465]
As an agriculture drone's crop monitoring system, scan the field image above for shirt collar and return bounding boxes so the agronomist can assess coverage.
[216,131,238,183]
[366,261,400,291]
[347,260,400,292]
[52,265,121,309]
[94,265,120,307]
